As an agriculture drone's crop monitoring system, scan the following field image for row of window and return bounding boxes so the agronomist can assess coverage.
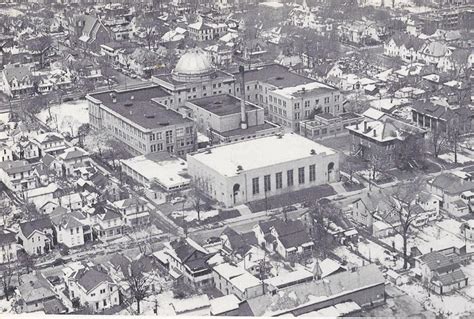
[252,165,316,195]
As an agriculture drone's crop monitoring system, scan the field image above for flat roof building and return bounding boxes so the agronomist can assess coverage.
[87,85,197,157]
[186,94,280,143]
[187,133,339,207]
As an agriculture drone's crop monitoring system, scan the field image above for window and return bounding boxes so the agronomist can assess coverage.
[276,172,282,189]
[176,128,184,137]
[304,101,310,108]
[165,130,173,143]
[252,177,259,195]
[309,164,316,182]
[298,167,305,184]
[324,97,330,104]
[103,300,107,307]
[287,170,294,187]
[70,229,73,235]
[264,175,271,192]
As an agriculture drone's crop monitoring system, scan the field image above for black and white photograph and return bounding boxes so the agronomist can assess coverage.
[0,0,472,317]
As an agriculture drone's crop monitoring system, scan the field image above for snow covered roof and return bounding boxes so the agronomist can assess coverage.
[213,263,261,292]
[362,108,385,121]
[264,268,313,289]
[272,81,336,99]
[171,294,210,314]
[189,133,336,177]
[210,294,241,315]
[121,153,190,190]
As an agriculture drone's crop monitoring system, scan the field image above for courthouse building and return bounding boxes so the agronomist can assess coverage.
[187,133,339,207]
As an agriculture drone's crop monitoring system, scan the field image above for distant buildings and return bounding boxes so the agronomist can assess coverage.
[87,85,197,157]
[187,133,339,207]
[1,64,34,98]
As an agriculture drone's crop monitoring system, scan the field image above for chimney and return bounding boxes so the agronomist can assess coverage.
[363,121,367,133]
[239,65,247,130]
[373,129,376,137]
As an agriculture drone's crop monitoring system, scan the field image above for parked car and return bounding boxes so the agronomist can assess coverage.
[171,197,186,205]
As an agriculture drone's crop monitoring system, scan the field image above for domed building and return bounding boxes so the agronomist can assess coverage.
[172,48,215,82]
[152,48,236,109]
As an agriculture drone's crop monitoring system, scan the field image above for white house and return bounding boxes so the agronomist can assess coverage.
[65,265,120,313]
[213,263,263,300]
[0,228,17,264]
[0,160,37,192]
[113,197,150,228]
[18,217,54,255]
[51,211,86,248]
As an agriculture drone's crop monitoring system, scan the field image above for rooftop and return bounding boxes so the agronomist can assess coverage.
[189,94,259,116]
[120,153,190,190]
[88,86,192,130]
[189,133,336,177]
[272,81,336,99]
[219,122,279,137]
[236,64,313,88]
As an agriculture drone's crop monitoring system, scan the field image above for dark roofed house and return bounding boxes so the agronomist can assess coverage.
[254,218,313,260]
[412,100,474,133]
[18,217,54,255]
[220,226,252,258]
[86,202,124,242]
[415,251,468,295]
[165,237,214,289]
[0,159,37,192]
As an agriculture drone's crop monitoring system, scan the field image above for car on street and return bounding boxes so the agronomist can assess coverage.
[171,197,186,205]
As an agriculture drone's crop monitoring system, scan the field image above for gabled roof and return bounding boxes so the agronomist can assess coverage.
[2,64,32,83]
[419,251,460,272]
[0,160,33,174]
[430,173,474,195]
[34,132,64,145]
[58,147,89,161]
[18,272,56,303]
[19,217,53,239]
[73,266,114,293]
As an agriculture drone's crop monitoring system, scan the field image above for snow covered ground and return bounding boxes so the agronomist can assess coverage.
[439,152,474,165]
[171,209,220,222]
[357,239,404,270]
[36,99,89,136]
[358,0,432,13]
[399,282,474,316]
[333,246,365,267]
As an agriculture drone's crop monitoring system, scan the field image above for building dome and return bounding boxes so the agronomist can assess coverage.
[172,48,215,82]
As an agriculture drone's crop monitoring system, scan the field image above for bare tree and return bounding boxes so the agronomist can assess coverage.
[430,124,447,158]
[368,147,390,182]
[309,199,342,259]
[1,254,14,301]
[18,249,35,274]
[189,176,210,222]
[122,261,151,315]
[381,179,425,269]
[136,16,157,50]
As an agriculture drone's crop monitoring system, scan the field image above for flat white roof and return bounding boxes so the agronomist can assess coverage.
[189,133,336,177]
[210,294,240,315]
[272,81,335,99]
[121,154,190,189]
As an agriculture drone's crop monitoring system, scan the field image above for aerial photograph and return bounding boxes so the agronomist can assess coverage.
[0,0,472,317]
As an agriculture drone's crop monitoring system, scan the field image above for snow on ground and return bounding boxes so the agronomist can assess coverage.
[437,219,462,236]
[0,112,10,124]
[36,99,89,136]
[462,263,474,299]
[357,239,404,270]
[171,209,219,222]
[119,290,178,316]
[415,223,464,251]
[333,246,365,267]
[439,152,474,165]
[0,294,15,313]
[0,8,25,17]
[399,282,474,316]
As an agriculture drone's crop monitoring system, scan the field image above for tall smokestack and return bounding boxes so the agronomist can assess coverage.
[239,65,248,130]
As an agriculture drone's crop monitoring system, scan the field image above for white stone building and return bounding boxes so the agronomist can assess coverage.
[187,133,339,207]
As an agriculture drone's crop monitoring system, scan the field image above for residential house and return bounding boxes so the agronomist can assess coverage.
[0,63,34,97]
[347,117,426,167]
[220,226,253,260]
[70,15,111,52]
[254,219,313,261]
[113,197,150,228]
[428,173,474,217]
[18,217,54,255]
[384,32,425,63]
[411,100,474,133]
[420,41,451,66]
[15,137,39,160]
[415,251,468,295]
[33,132,67,157]
[0,228,17,264]
[213,263,263,300]
[0,160,36,192]
[86,202,124,241]
[65,264,120,313]
[0,143,13,162]
[165,237,214,289]
[58,193,84,211]
[188,18,228,42]
[57,147,90,177]
[17,272,57,313]
[50,210,87,248]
